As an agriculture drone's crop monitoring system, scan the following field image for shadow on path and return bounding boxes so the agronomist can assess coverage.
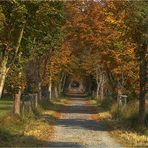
[47,97,103,114]
[46,97,113,132]
[53,118,111,131]
[49,97,122,147]
[48,142,82,147]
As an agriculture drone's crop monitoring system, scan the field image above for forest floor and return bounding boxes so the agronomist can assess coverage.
[49,97,122,147]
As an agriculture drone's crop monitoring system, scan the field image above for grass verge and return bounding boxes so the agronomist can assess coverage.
[90,98,148,147]
[0,97,67,147]
[0,98,13,117]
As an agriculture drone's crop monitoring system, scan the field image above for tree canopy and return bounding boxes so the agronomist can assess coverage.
[0,0,147,125]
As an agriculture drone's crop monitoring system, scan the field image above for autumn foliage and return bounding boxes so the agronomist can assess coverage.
[0,1,147,125]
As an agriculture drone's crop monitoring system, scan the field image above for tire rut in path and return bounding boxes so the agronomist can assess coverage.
[49,97,123,147]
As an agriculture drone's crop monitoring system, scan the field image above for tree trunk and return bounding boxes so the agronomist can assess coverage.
[96,68,100,100]
[100,73,105,100]
[48,76,52,100]
[0,24,25,99]
[96,82,100,100]
[54,85,58,98]
[138,43,147,125]
[9,24,25,67]
[58,83,61,95]
[38,82,42,101]
[14,71,23,115]
[88,76,92,95]
[0,56,9,99]
[61,74,66,93]
[58,72,64,94]
[14,88,22,115]
[34,93,38,108]
[16,25,25,53]
[106,67,117,100]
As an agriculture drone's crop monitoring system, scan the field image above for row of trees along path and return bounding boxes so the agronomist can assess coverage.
[0,1,147,127]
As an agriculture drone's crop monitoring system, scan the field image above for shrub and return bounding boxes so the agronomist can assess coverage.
[111,101,138,121]
[110,100,148,129]
[101,98,113,110]
[110,103,122,119]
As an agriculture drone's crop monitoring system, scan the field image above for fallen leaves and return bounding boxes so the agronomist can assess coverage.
[24,120,53,140]
[23,101,62,145]
[23,111,56,143]
[92,111,112,122]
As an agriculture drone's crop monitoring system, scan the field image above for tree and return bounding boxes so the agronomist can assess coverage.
[0,1,27,98]
[1,0,65,114]
[125,1,148,125]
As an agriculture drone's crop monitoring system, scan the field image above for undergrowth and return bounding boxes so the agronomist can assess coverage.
[0,97,66,147]
[99,97,148,130]
[110,100,148,133]
[96,98,148,146]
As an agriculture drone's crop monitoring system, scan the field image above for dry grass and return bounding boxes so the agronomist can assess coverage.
[23,110,60,146]
[0,97,67,147]
[89,99,148,147]
[111,128,148,147]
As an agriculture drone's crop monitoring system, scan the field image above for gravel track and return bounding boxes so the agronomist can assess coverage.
[49,97,123,147]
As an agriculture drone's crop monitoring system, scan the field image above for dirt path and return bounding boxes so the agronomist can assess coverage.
[49,97,123,147]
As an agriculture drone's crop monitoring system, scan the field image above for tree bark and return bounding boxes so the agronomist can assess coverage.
[54,85,58,98]
[106,67,117,100]
[61,74,67,93]
[96,68,100,100]
[100,73,105,100]
[14,71,23,115]
[34,93,38,108]
[0,25,25,99]
[0,56,9,99]
[14,88,22,115]
[38,82,42,101]
[58,83,61,95]
[138,43,147,125]
[9,24,25,67]
[88,76,93,95]
[48,75,52,100]
[58,72,64,94]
